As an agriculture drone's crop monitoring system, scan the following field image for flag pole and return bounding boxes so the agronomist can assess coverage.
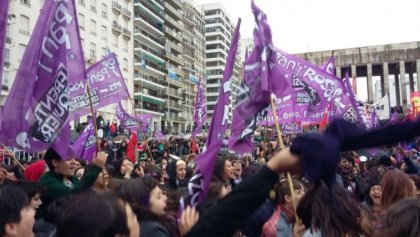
[128,98,155,161]
[0,144,25,171]
[269,94,299,221]
[86,83,107,189]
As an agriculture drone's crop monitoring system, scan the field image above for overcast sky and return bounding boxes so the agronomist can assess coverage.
[195,0,420,54]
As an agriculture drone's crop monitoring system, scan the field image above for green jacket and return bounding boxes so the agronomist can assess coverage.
[36,165,102,219]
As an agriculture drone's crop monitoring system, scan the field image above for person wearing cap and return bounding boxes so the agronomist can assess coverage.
[36,148,107,219]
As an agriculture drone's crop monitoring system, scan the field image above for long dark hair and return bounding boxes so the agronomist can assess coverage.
[114,177,172,232]
[377,198,420,237]
[297,181,362,237]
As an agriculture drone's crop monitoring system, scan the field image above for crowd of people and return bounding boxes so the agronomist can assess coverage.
[1,121,420,237]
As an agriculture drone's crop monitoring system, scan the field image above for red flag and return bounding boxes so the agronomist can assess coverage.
[319,104,330,130]
[191,137,197,154]
[126,132,137,163]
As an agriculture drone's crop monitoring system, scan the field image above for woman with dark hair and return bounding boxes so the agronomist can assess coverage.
[296,182,362,237]
[114,158,134,179]
[117,140,128,160]
[213,156,235,189]
[114,176,170,237]
[261,179,305,237]
[56,192,139,237]
[360,178,383,237]
[376,198,420,237]
[14,180,44,210]
[380,169,416,210]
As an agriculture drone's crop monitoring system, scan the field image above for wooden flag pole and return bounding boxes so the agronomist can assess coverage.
[0,144,25,171]
[86,83,107,189]
[269,94,299,221]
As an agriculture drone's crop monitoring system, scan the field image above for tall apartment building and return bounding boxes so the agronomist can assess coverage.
[203,3,241,123]
[133,0,166,133]
[181,0,206,133]
[2,0,134,123]
[133,0,206,135]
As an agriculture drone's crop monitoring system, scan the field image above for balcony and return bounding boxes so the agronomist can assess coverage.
[134,14,164,35]
[134,104,163,116]
[182,89,196,96]
[134,74,165,90]
[112,1,122,14]
[112,21,122,35]
[165,53,183,66]
[122,8,132,20]
[163,103,184,112]
[165,88,183,99]
[183,38,195,49]
[164,2,182,20]
[167,0,182,9]
[122,28,131,39]
[134,91,165,105]
[166,76,183,87]
[166,41,183,54]
[183,14,195,26]
[164,15,183,32]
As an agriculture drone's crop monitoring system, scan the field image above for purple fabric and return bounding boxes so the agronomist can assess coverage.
[370,110,378,129]
[74,118,96,162]
[389,111,399,124]
[0,0,84,159]
[69,53,130,120]
[0,0,9,95]
[152,129,166,141]
[180,19,241,210]
[115,101,151,132]
[281,123,302,134]
[191,78,207,138]
[320,56,336,76]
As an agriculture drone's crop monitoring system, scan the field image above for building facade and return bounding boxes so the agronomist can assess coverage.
[3,0,134,124]
[296,42,420,107]
[203,3,241,123]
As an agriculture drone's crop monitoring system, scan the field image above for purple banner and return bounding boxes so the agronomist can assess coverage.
[74,118,96,162]
[281,123,302,134]
[180,19,241,210]
[115,101,152,132]
[191,77,207,138]
[0,0,85,158]
[0,0,10,95]
[68,53,130,120]
[152,128,166,141]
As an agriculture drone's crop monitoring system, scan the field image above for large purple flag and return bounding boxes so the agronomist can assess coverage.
[69,53,130,119]
[370,110,378,129]
[191,77,207,138]
[0,0,85,158]
[74,118,96,162]
[115,101,152,132]
[180,19,240,210]
[0,0,10,94]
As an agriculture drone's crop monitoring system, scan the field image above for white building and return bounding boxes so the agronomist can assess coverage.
[3,0,134,124]
[203,3,241,122]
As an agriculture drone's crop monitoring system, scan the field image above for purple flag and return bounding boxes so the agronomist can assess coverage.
[281,122,302,134]
[115,101,152,132]
[180,19,240,210]
[389,111,399,124]
[152,128,166,141]
[74,118,96,162]
[0,0,10,94]
[191,77,207,138]
[320,56,336,76]
[370,110,379,129]
[69,53,130,119]
[0,0,85,158]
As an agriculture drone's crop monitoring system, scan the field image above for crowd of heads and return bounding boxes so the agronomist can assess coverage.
[0,129,419,237]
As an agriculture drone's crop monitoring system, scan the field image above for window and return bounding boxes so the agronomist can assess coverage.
[4,48,10,67]
[123,39,128,52]
[113,34,118,48]
[101,25,107,41]
[18,44,26,61]
[2,70,9,86]
[123,58,128,71]
[90,0,97,12]
[90,43,96,59]
[101,3,107,18]
[78,13,85,30]
[90,19,96,36]
[78,0,86,6]
[21,0,31,7]
[19,15,30,35]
